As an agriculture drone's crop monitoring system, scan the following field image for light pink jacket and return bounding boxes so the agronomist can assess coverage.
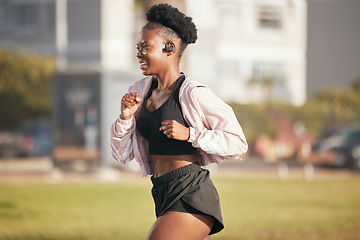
[109,75,248,176]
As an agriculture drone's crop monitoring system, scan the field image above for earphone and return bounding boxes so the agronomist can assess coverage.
[164,41,174,52]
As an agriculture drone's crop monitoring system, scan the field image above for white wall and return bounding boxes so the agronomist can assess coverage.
[186,0,307,105]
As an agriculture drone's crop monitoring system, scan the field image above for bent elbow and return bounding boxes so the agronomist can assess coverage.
[242,141,249,155]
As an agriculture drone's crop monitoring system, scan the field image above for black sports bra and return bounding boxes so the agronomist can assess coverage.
[136,75,197,155]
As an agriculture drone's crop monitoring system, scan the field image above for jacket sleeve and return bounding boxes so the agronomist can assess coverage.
[109,81,140,164]
[187,86,248,157]
[109,115,136,164]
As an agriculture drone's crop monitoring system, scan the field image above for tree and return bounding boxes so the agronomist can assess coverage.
[302,77,360,138]
[230,76,360,147]
[0,49,55,130]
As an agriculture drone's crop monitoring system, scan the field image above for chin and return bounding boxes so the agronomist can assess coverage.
[141,68,153,76]
[141,71,150,76]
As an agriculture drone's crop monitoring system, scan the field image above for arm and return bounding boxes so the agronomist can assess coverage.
[109,92,142,164]
[187,86,248,157]
[109,116,135,164]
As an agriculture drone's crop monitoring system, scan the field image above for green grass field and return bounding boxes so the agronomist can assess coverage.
[0,175,359,240]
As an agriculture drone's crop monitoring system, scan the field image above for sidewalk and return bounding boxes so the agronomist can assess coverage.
[0,157,53,174]
[216,157,357,179]
[0,156,357,183]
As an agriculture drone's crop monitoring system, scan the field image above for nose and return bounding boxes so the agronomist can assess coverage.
[136,50,143,59]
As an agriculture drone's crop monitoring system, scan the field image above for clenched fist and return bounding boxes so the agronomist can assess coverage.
[159,120,190,141]
[120,93,142,120]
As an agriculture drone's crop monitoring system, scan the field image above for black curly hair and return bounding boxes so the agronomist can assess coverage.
[144,4,198,58]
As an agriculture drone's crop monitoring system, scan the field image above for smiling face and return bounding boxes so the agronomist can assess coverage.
[136,29,170,76]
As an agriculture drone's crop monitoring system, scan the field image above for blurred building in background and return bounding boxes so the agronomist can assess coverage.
[186,0,307,106]
[0,0,359,170]
[0,0,138,170]
[307,0,360,97]
[0,0,56,55]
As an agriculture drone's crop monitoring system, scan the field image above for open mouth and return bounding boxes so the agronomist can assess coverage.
[139,61,148,70]
[139,60,149,69]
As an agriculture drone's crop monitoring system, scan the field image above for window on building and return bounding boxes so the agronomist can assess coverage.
[251,63,290,102]
[45,2,55,36]
[251,63,283,85]
[13,3,38,32]
[0,0,11,28]
[218,60,239,80]
[257,5,282,30]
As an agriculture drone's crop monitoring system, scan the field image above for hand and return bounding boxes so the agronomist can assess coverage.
[120,93,142,120]
[160,120,190,141]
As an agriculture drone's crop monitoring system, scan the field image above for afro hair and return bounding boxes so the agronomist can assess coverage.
[146,4,198,45]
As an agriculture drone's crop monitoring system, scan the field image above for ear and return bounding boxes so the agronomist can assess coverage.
[163,41,176,54]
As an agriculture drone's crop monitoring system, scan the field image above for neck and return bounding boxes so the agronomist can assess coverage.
[156,69,182,91]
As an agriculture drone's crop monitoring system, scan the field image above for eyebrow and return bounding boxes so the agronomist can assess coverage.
[137,41,149,46]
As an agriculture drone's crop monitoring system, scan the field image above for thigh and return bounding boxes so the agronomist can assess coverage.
[146,211,215,240]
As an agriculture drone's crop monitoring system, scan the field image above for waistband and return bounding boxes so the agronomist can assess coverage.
[151,162,201,186]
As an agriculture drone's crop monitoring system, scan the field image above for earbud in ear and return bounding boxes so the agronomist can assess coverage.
[164,41,174,52]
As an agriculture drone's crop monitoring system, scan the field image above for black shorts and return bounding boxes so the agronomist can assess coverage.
[150,163,224,235]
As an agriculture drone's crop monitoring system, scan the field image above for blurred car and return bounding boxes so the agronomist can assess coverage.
[0,131,21,157]
[18,121,52,157]
[300,125,360,169]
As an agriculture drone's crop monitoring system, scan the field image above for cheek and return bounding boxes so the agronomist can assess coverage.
[148,51,166,65]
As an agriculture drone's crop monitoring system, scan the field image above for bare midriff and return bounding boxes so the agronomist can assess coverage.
[150,154,199,178]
